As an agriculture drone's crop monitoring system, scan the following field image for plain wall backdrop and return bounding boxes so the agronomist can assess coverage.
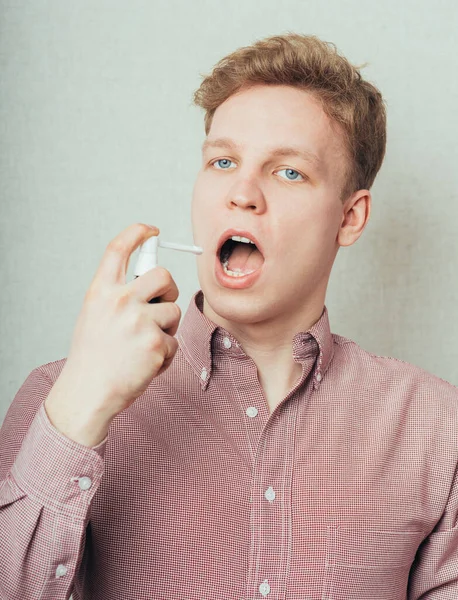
[1,0,457,429]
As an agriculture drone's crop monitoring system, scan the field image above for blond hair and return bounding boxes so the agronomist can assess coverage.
[192,33,387,202]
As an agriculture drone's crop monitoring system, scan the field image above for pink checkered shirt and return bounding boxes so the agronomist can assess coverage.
[1,290,458,599]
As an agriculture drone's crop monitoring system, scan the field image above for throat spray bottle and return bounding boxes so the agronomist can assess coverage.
[133,235,203,303]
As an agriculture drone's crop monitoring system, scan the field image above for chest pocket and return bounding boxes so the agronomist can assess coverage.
[322,526,424,600]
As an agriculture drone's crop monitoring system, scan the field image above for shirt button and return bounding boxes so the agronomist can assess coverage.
[246,406,258,418]
[264,486,275,502]
[316,372,322,382]
[78,477,92,491]
[55,564,67,578]
[259,579,271,596]
[223,336,232,349]
[200,367,208,381]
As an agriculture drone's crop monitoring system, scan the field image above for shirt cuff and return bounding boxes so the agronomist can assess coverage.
[10,402,107,519]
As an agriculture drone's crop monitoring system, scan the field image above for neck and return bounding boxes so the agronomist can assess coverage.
[202,295,324,413]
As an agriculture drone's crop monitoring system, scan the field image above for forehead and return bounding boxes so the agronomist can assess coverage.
[205,84,347,179]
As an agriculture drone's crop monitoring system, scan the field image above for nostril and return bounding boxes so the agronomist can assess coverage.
[230,200,257,210]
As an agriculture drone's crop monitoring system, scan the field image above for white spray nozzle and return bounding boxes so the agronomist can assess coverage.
[134,237,203,277]
[158,241,203,254]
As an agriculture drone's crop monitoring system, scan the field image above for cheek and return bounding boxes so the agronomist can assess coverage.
[276,211,336,261]
[191,179,217,246]
[191,173,212,211]
[191,179,205,229]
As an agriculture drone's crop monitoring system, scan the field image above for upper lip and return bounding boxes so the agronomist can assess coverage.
[216,229,265,258]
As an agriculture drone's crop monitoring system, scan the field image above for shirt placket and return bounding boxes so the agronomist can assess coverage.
[246,396,299,600]
[217,331,318,600]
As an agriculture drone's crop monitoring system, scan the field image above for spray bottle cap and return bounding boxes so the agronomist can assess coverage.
[134,236,158,276]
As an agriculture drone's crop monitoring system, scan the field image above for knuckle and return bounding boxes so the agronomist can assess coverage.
[157,266,171,280]
[107,238,127,254]
[84,281,111,304]
[170,337,179,353]
[126,306,145,332]
[148,333,163,353]
[171,302,181,321]
[153,267,171,287]
[114,290,132,310]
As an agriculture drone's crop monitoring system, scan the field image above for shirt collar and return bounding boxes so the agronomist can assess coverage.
[176,290,334,392]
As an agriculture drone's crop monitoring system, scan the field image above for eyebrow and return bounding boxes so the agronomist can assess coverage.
[201,136,322,169]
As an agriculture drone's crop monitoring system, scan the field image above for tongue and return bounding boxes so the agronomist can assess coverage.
[227,243,264,273]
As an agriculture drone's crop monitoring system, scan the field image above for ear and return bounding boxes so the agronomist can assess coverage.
[337,189,371,248]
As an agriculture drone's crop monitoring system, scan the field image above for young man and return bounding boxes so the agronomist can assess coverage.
[1,33,458,600]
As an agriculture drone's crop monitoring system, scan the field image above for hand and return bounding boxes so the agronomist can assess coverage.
[45,223,181,438]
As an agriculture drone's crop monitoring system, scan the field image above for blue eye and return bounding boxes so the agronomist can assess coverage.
[211,158,234,169]
[277,168,304,181]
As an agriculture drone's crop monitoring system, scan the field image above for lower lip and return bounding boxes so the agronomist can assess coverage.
[214,254,264,289]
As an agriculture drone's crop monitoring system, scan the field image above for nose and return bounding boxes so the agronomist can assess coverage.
[227,181,267,214]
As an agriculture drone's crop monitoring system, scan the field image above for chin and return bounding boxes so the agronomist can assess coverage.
[201,283,278,325]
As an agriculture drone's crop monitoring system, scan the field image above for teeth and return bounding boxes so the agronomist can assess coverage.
[222,261,255,277]
[231,235,255,244]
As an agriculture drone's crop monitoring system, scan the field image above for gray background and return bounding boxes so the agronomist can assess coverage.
[1,0,457,429]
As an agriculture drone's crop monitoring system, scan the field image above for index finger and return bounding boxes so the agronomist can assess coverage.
[90,223,160,288]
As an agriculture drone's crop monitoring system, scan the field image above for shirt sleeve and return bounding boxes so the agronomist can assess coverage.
[408,462,458,599]
[0,366,108,600]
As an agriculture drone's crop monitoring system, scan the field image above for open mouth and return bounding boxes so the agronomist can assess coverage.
[218,235,265,277]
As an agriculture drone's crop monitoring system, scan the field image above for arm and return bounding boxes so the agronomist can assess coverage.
[0,367,107,600]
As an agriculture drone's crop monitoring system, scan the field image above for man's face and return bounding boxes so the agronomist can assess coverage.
[191,84,352,326]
